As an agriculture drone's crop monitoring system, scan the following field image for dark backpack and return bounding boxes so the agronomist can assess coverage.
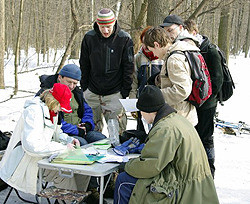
[167,50,212,108]
[212,45,235,104]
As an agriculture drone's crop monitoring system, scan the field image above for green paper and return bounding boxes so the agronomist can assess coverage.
[93,139,111,150]
[52,149,94,165]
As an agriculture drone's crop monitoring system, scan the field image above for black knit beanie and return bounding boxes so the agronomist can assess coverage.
[136,85,165,113]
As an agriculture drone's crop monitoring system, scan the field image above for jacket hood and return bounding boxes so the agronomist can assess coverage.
[24,96,41,109]
[39,74,58,89]
[199,35,211,52]
[93,21,120,39]
[167,39,200,55]
[175,29,200,47]
[24,97,50,118]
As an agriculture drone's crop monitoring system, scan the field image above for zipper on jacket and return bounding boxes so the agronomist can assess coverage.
[106,46,111,73]
[175,189,178,204]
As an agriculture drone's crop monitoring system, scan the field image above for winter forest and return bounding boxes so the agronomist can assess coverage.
[0,0,250,93]
[0,0,250,203]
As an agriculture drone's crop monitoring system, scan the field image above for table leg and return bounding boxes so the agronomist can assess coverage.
[99,176,104,204]
[38,167,42,203]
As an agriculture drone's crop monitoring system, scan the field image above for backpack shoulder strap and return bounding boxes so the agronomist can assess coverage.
[167,50,185,59]
[165,50,186,77]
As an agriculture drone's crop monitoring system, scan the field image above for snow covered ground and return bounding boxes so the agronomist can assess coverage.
[0,50,250,203]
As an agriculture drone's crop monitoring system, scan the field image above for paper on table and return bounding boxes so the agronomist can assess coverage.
[119,99,138,112]
[92,139,111,150]
[51,149,94,164]
[97,148,140,163]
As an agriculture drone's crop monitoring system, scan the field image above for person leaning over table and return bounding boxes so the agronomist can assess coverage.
[129,26,164,133]
[114,85,219,204]
[0,83,90,195]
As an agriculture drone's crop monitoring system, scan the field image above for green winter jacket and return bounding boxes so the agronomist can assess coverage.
[125,104,219,204]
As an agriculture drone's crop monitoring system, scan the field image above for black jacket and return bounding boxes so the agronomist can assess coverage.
[79,21,134,98]
[199,36,223,110]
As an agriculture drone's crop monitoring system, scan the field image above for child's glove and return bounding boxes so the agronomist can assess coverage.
[113,137,140,156]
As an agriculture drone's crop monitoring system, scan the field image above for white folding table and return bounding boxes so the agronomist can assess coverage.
[37,159,119,204]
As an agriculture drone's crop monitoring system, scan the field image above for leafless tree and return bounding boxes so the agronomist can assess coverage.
[0,0,5,89]
[14,0,24,95]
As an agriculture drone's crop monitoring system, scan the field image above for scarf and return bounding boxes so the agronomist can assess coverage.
[142,46,158,61]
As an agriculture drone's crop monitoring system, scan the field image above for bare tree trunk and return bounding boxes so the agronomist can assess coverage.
[14,0,24,95]
[52,0,63,63]
[244,3,250,58]
[10,0,16,54]
[69,34,80,59]
[91,0,94,22]
[147,0,162,26]
[25,2,32,57]
[42,0,47,63]
[35,0,41,66]
[46,1,50,63]
[0,0,5,89]
[131,0,148,53]
[218,4,232,63]
[115,0,122,19]
[57,0,82,72]
[232,4,244,55]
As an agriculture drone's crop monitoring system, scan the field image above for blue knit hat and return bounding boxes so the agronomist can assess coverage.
[59,64,81,81]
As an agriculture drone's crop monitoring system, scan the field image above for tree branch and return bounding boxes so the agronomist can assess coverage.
[188,0,210,20]
[169,0,185,15]
[134,0,148,28]
[197,0,236,18]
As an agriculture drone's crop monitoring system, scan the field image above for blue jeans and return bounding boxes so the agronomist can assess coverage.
[73,131,106,146]
[114,172,138,204]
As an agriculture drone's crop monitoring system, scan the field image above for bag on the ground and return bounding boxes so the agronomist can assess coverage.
[0,131,10,150]
[168,50,212,108]
[212,45,235,104]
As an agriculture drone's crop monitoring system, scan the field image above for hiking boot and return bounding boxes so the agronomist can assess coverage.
[84,188,107,204]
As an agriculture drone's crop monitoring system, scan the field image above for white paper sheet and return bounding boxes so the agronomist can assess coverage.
[119,99,139,112]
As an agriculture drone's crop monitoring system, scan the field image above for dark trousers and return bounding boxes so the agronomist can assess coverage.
[114,172,138,204]
[195,106,217,177]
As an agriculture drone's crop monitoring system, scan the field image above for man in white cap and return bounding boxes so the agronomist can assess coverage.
[79,8,134,135]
